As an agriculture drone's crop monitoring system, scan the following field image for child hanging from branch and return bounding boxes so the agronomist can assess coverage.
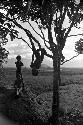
[30,39,41,69]
[29,37,46,75]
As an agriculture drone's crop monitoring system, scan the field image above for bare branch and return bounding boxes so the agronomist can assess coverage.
[65,22,75,40]
[39,27,51,51]
[60,5,67,29]
[74,26,83,30]
[64,5,80,40]
[15,21,42,48]
[61,53,80,65]
[27,20,50,44]
[1,12,54,59]
[28,20,44,40]
[68,33,83,37]
[0,12,41,48]
[45,53,53,58]
[48,14,57,51]
[16,35,53,58]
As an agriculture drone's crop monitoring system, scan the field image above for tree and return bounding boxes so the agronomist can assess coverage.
[0,45,9,81]
[0,0,83,124]
[0,25,9,81]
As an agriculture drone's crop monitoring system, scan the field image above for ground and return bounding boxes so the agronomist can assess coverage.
[0,67,83,124]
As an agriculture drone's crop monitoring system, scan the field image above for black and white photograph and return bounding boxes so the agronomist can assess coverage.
[0,0,83,125]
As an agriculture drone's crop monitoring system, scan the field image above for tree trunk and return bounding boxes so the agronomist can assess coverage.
[0,63,3,81]
[52,51,60,125]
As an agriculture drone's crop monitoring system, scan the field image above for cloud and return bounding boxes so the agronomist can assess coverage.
[4,42,18,49]
[4,39,32,58]
[8,55,17,59]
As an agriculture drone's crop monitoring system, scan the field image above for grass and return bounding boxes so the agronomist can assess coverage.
[1,67,83,124]
[2,67,83,95]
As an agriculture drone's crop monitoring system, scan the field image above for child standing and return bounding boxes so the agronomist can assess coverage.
[15,55,24,79]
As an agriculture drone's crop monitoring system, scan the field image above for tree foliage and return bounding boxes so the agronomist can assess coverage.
[75,38,83,54]
[0,0,83,55]
[0,23,9,62]
[0,46,9,61]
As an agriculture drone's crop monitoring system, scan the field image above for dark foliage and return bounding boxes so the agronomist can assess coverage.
[0,46,9,61]
[75,39,83,54]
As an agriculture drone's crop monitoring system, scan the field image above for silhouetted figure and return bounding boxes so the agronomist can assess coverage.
[31,48,46,69]
[30,49,41,69]
[30,48,41,76]
[15,55,24,79]
[14,55,24,96]
[30,39,46,76]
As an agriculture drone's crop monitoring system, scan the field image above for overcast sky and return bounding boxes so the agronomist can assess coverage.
[3,22,83,68]
[3,0,83,68]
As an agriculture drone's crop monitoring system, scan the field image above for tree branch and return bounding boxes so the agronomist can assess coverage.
[1,12,53,59]
[61,53,80,65]
[74,26,83,30]
[16,21,41,47]
[27,20,51,48]
[48,14,57,51]
[39,27,51,51]
[0,12,41,48]
[15,36,53,58]
[60,5,67,29]
[28,20,45,40]
[68,33,83,37]
[45,52,53,59]
[64,5,80,40]
[64,22,75,40]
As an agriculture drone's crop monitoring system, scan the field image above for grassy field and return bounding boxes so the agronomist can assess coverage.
[1,67,83,124]
[2,67,83,95]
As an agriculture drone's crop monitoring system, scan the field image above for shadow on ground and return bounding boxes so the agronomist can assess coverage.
[1,82,83,125]
[0,84,51,125]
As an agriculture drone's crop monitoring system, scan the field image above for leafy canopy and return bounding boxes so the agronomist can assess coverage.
[0,0,83,62]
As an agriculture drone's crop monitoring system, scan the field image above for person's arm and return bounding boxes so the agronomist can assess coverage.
[15,62,18,67]
[21,61,24,66]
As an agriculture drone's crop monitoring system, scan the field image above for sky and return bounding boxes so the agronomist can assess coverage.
[3,21,83,68]
[2,0,83,68]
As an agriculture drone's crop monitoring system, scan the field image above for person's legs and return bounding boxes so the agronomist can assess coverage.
[16,70,22,78]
